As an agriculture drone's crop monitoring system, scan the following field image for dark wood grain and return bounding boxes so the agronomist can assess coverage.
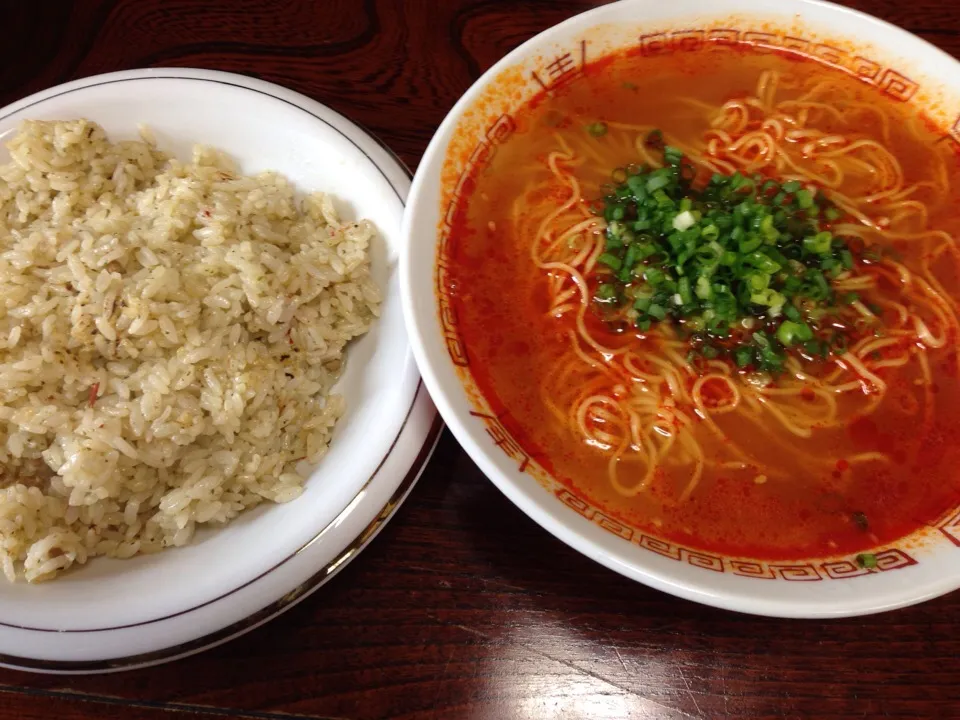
[2,1,960,718]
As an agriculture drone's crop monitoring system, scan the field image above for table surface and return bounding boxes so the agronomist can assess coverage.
[2,0,960,718]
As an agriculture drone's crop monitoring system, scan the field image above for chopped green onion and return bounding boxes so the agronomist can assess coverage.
[663,145,683,166]
[695,276,713,300]
[795,189,814,209]
[759,214,777,241]
[646,174,670,192]
[750,288,785,309]
[595,283,617,301]
[627,175,646,199]
[587,139,863,375]
[746,273,769,292]
[597,252,622,271]
[673,210,696,231]
[744,252,781,273]
[622,244,642,272]
[586,122,608,137]
[802,339,824,357]
[803,232,833,255]
[701,224,719,241]
[776,321,814,346]
[644,267,666,286]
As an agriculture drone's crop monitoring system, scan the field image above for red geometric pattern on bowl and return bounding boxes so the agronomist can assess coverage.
[950,116,960,148]
[633,27,917,101]
[554,487,917,581]
[935,508,960,547]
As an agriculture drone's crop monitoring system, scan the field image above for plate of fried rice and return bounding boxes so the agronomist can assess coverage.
[0,68,438,672]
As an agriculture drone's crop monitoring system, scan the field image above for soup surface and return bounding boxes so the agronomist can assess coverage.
[444,44,960,560]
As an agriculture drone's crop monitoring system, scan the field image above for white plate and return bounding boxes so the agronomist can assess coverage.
[0,68,439,672]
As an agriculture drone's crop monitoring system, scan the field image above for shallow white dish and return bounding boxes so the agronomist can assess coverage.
[400,0,960,618]
[0,68,439,672]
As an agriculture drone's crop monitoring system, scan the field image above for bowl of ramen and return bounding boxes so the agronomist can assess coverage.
[401,0,960,616]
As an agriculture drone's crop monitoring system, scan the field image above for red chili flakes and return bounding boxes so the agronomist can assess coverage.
[89,383,100,407]
[800,387,816,402]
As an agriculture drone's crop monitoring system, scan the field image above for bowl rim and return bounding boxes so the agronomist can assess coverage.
[400,0,960,617]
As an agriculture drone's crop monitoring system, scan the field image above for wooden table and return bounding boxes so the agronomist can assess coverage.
[2,1,960,718]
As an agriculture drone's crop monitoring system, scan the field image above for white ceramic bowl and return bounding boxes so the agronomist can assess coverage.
[0,68,439,671]
[400,0,960,617]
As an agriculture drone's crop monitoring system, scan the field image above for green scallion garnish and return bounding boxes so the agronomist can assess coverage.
[586,121,608,138]
[588,135,861,373]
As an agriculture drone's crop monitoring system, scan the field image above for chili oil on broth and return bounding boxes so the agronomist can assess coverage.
[446,44,960,561]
